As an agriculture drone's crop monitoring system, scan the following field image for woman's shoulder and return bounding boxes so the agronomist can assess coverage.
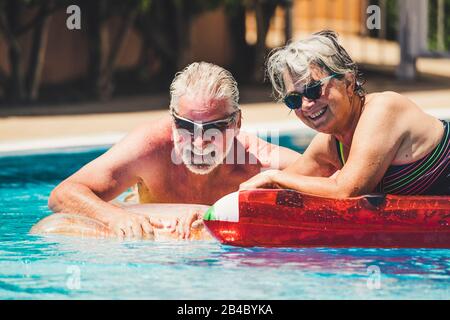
[365,91,409,110]
[362,91,420,121]
[354,92,417,143]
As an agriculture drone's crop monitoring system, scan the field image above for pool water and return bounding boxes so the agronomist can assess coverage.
[0,145,449,299]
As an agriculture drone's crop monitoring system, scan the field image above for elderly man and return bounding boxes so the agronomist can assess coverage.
[46,62,300,239]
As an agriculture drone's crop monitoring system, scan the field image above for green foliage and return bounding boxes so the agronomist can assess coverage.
[223,0,290,16]
[139,0,151,12]
[428,0,450,51]
[172,0,222,16]
[385,0,398,41]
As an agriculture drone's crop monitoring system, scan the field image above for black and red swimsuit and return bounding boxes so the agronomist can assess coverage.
[335,120,450,195]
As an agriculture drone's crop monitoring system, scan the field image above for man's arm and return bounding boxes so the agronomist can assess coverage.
[243,133,302,170]
[48,122,165,238]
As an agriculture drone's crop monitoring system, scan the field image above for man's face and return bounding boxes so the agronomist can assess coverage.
[172,95,239,175]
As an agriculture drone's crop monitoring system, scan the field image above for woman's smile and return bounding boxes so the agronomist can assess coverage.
[299,104,331,129]
[306,105,328,120]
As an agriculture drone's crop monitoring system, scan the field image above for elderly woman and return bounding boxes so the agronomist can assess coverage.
[240,30,449,197]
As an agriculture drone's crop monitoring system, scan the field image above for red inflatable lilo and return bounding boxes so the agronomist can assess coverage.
[203,190,450,248]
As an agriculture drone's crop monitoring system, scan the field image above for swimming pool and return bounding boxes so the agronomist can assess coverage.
[0,144,449,299]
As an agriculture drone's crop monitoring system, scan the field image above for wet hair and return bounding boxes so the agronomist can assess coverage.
[169,62,240,113]
[266,30,366,101]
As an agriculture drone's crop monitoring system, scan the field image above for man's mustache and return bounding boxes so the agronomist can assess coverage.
[184,143,218,157]
[177,142,225,166]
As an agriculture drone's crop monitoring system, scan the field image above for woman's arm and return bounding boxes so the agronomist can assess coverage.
[283,132,340,177]
[241,94,405,197]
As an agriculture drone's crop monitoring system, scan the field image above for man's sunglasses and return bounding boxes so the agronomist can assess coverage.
[283,74,338,110]
[170,110,239,134]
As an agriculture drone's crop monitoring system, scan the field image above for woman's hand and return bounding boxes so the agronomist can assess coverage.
[239,169,281,190]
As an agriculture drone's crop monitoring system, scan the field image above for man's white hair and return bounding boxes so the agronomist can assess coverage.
[266,30,365,101]
[169,62,240,113]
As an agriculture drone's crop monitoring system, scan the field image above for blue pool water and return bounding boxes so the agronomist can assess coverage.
[0,145,449,299]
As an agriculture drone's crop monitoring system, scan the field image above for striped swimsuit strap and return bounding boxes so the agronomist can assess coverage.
[336,138,346,166]
[335,120,450,194]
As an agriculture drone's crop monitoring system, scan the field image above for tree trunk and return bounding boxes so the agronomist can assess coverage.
[154,0,179,77]
[101,7,139,101]
[284,0,293,44]
[86,0,140,101]
[437,0,445,51]
[8,39,24,102]
[174,1,192,70]
[86,0,108,100]
[136,0,177,83]
[0,0,61,103]
[253,0,277,82]
[226,2,252,81]
[2,1,26,102]
[26,2,53,102]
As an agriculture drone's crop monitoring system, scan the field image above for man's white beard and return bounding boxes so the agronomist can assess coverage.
[173,129,235,175]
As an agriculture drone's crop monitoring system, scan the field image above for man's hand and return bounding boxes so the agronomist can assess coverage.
[174,210,204,240]
[106,211,164,239]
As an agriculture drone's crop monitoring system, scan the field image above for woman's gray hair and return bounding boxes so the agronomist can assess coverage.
[169,62,240,112]
[266,30,365,101]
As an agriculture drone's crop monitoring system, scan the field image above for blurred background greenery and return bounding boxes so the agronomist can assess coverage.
[0,0,448,106]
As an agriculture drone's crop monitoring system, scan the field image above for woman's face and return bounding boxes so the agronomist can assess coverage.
[283,66,354,134]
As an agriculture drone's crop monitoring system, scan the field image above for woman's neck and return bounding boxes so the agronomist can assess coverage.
[334,95,365,147]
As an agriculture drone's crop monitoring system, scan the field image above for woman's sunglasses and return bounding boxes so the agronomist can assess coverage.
[170,110,239,135]
[283,74,338,110]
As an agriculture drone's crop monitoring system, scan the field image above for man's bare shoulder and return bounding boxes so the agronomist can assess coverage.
[123,116,174,159]
[236,131,300,169]
[236,131,273,154]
